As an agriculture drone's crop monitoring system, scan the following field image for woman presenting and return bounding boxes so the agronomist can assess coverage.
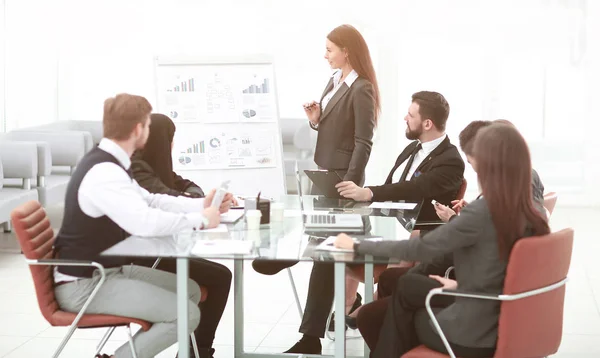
[304,24,380,190]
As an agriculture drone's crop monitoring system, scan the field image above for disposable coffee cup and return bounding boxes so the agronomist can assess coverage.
[271,202,285,222]
[246,210,262,230]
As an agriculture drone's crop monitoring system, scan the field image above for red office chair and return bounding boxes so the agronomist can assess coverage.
[402,228,574,358]
[11,201,205,358]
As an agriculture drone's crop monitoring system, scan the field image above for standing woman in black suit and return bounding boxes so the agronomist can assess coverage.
[303,24,380,190]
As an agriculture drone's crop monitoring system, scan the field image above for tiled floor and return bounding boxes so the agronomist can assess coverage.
[0,203,599,357]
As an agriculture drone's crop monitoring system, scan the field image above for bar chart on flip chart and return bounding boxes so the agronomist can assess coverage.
[154,56,286,198]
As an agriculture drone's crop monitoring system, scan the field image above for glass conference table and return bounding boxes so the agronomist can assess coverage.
[101,195,423,358]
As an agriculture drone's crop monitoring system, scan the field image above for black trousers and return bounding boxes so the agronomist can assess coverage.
[357,273,495,358]
[252,259,335,338]
[377,252,455,299]
[252,168,366,338]
[134,257,232,349]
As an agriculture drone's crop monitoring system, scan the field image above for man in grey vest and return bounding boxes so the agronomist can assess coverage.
[53,93,231,358]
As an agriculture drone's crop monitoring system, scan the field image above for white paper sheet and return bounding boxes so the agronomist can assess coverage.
[231,197,245,209]
[314,236,354,253]
[368,202,417,210]
[191,240,254,256]
[220,209,245,223]
[201,224,228,233]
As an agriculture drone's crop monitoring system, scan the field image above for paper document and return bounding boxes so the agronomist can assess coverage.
[201,224,228,233]
[221,210,245,223]
[368,202,417,210]
[191,240,254,256]
[315,236,354,253]
[231,197,245,209]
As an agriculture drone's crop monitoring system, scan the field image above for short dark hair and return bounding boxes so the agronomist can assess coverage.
[459,120,492,155]
[411,91,450,131]
[103,93,152,140]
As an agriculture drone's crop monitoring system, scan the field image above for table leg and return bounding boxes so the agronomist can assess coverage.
[234,259,244,357]
[334,262,346,358]
[177,258,190,358]
[363,257,374,358]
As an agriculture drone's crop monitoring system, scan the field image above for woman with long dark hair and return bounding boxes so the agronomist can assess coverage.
[304,23,380,187]
[132,113,205,197]
[335,123,550,357]
[131,113,232,358]
[250,24,381,354]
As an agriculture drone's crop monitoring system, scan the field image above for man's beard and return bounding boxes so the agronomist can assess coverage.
[405,125,422,140]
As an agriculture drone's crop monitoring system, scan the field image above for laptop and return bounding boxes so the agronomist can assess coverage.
[295,162,364,233]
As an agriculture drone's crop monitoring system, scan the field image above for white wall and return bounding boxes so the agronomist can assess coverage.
[0,0,5,132]
[1,0,599,206]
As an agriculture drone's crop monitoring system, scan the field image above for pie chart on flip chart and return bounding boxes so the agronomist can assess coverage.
[170,111,178,119]
[209,138,221,148]
[178,156,191,165]
[242,109,257,118]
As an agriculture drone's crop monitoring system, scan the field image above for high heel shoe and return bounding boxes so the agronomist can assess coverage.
[328,293,362,331]
[345,314,358,330]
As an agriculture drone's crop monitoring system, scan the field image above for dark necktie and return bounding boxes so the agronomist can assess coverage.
[126,167,134,179]
[399,143,422,182]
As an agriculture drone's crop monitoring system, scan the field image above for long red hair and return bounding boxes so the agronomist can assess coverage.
[473,124,550,259]
[327,24,380,122]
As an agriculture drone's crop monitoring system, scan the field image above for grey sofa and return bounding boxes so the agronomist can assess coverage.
[0,141,40,231]
[1,131,89,208]
[280,118,318,194]
[15,120,103,152]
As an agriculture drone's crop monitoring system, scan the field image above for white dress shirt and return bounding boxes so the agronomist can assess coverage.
[392,134,447,183]
[321,69,359,110]
[54,138,209,283]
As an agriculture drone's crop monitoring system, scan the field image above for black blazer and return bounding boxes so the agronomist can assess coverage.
[311,75,376,185]
[368,136,465,221]
[131,159,205,198]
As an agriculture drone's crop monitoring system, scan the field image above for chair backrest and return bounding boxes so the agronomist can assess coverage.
[456,178,467,200]
[10,200,60,325]
[543,192,558,216]
[495,228,574,358]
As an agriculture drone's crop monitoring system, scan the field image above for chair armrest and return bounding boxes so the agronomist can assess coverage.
[28,258,98,266]
[26,258,106,278]
[6,131,88,167]
[0,141,39,180]
[444,266,454,279]
[438,288,501,300]
[26,257,108,327]
[435,277,569,301]
[424,277,569,358]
